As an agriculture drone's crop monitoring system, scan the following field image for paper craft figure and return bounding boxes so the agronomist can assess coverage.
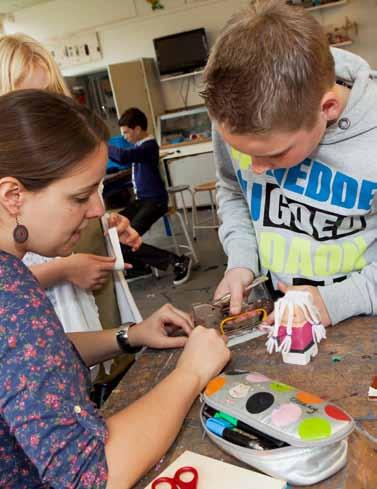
[266,290,326,365]
[368,376,377,401]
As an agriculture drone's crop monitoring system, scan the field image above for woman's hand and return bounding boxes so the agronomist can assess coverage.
[176,326,231,391]
[107,213,142,251]
[128,303,194,349]
[63,253,120,290]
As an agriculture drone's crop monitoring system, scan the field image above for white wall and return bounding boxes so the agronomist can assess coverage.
[3,0,377,111]
[310,0,377,67]
[3,0,250,110]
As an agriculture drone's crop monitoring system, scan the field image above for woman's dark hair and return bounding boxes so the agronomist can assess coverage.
[118,107,148,131]
[0,89,110,190]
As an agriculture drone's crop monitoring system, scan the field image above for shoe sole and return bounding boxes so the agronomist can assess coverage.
[126,273,153,283]
[173,258,193,286]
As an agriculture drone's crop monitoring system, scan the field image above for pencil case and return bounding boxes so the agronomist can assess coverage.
[200,370,354,486]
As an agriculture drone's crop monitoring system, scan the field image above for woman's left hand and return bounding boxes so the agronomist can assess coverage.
[107,213,142,251]
[128,303,195,349]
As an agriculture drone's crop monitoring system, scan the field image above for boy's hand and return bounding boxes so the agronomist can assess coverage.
[107,213,142,251]
[264,282,332,327]
[214,267,254,315]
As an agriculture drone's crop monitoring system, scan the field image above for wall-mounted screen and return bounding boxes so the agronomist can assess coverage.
[153,28,209,77]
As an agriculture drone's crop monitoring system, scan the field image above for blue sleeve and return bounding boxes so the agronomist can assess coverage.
[108,140,159,166]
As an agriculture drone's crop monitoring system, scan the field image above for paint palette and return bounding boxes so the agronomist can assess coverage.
[203,371,354,448]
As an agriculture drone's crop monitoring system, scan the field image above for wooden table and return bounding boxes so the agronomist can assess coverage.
[103,168,131,184]
[103,317,377,488]
[159,142,215,203]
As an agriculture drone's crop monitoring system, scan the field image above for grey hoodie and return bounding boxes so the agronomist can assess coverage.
[214,48,377,325]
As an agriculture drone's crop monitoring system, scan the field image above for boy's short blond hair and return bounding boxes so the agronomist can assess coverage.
[202,0,335,134]
[0,33,70,96]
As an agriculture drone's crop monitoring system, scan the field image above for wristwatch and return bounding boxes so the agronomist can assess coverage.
[116,323,142,354]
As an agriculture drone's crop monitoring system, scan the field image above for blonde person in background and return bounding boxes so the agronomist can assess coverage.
[0,33,143,334]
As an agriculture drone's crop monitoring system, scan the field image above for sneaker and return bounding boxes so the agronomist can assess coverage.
[125,267,153,282]
[173,255,192,286]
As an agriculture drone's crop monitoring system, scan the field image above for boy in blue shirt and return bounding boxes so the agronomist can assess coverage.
[108,108,192,285]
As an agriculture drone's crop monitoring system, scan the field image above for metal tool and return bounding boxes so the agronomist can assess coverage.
[211,275,269,307]
[192,275,272,336]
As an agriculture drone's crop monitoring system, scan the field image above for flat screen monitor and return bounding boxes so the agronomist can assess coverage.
[153,28,209,77]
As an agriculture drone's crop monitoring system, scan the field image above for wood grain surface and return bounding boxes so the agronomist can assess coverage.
[102,316,377,489]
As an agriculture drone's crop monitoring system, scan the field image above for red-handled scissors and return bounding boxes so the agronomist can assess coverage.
[151,466,199,489]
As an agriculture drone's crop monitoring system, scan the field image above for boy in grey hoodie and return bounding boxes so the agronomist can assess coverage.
[202,0,377,326]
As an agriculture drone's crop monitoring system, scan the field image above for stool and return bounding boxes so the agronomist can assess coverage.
[166,185,193,225]
[151,206,199,279]
[191,180,219,240]
[164,206,199,263]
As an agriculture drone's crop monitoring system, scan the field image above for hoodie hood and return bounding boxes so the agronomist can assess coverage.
[322,48,377,144]
[332,46,375,83]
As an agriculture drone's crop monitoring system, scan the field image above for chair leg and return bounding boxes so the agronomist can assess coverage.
[167,214,180,255]
[163,215,172,236]
[152,267,160,279]
[192,191,198,240]
[175,210,199,264]
[180,191,189,225]
[209,189,218,227]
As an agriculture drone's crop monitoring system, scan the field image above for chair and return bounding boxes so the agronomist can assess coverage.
[163,205,199,264]
[148,203,199,280]
[191,180,219,240]
[166,185,193,225]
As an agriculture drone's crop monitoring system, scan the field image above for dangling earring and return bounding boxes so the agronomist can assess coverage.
[13,216,29,244]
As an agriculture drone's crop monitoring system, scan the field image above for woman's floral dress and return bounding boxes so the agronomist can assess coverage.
[0,251,108,488]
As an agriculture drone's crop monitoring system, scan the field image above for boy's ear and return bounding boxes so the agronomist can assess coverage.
[0,177,26,216]
[320,90,344,123]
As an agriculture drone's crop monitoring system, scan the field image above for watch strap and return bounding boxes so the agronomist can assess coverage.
[116,323,142,354]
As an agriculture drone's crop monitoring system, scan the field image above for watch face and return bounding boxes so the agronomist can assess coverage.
[116,328,129,351]
[116,324,140,354]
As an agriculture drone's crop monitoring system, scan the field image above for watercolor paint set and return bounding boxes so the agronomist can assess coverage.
[200,371,354,486]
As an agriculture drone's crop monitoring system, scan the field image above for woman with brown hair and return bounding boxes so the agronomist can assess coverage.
[0,89,230,488]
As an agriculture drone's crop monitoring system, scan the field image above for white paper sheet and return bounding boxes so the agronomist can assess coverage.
[144,450,286,489]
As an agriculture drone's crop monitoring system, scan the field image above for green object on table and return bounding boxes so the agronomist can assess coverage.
[332,355,343,363]
[215,412,238,426]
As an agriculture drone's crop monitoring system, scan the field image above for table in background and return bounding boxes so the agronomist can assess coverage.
[103,168,132,184]
[102,317,377,489]
[103,168,132,210]
[160,141,215,209]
